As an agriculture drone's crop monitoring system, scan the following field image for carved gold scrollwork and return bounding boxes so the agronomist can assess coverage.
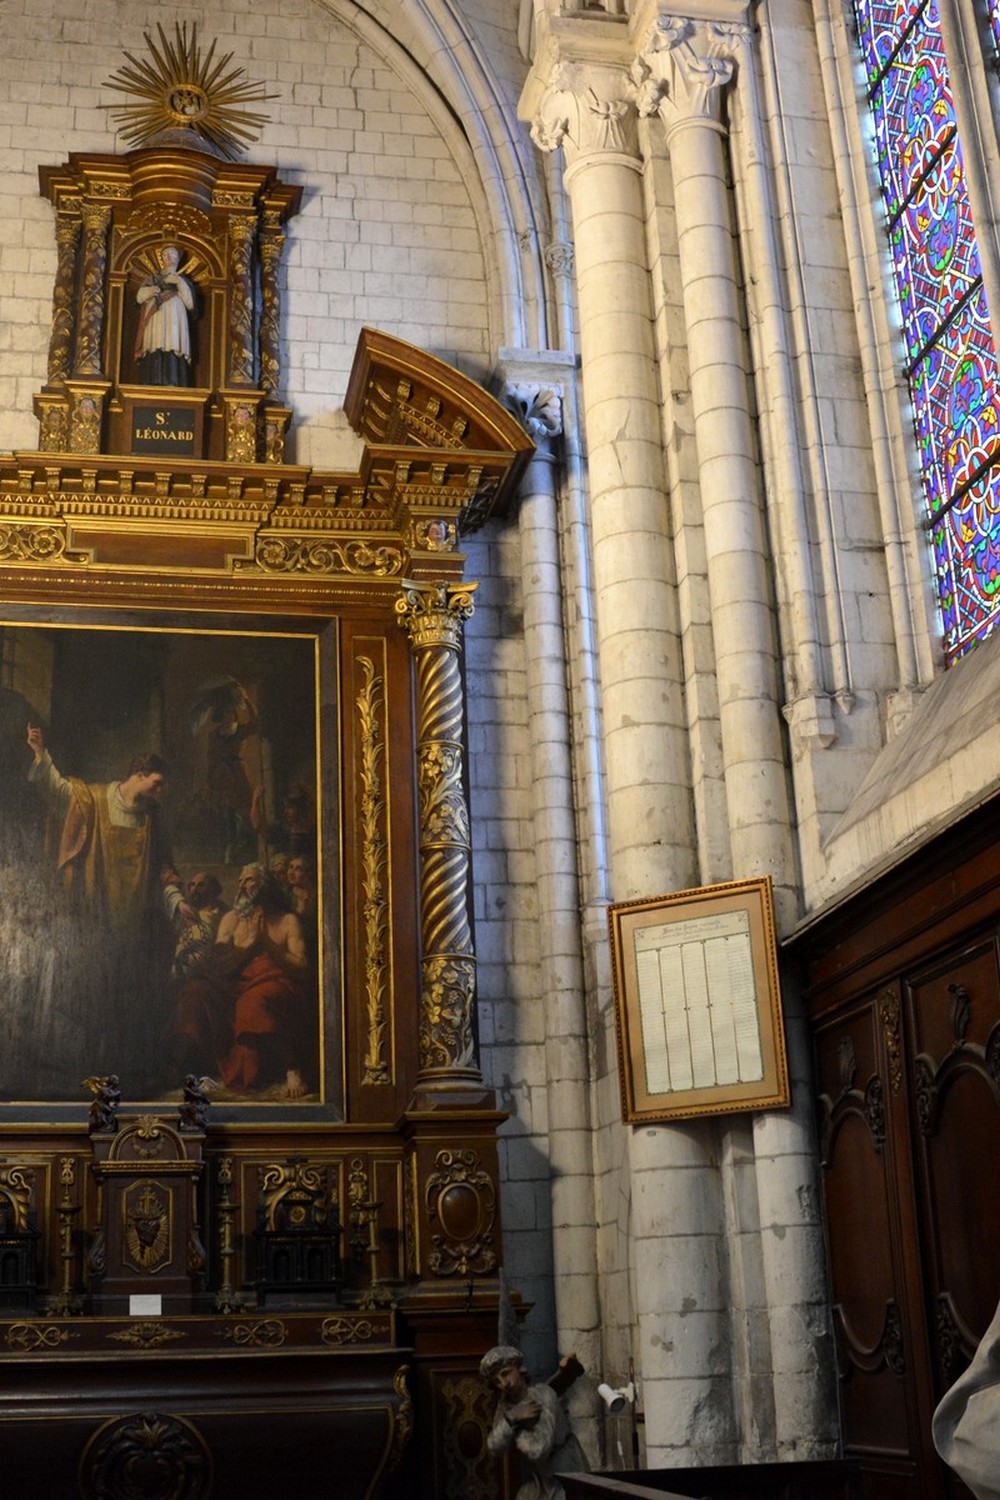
[0,523,68,564]
[424,1148,497,1277]
[319,1315,388,1345]
[254,536,405,576]
[422,955,477,1073]
[80,1411,212,1499]
[6,1323,71,1352]
[223,1319,287,1348]
[258,1159,331,1226]
[358,655,391,1086]
[0,1166,34,1229]
[126,1116,169,1159]
[106,1322,185,1350]
[418,744,471,845]
[878,986,903,1093]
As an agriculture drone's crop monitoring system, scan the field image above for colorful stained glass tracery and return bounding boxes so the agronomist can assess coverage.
[989,1,1000,63]
[855,0,1000,659]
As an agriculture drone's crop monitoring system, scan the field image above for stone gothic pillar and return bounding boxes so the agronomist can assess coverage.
[396,580,486,1105]
[48,212,81,385]
[501,373,601,1384]
[74,202,111,378]
[634,9,796,913]
[522,51,695,901]
[522,31,733,1466]
[635,6,834,1460]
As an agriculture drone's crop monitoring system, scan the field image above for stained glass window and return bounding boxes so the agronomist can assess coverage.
[989,1,1000,61]
[854,0,1000,660]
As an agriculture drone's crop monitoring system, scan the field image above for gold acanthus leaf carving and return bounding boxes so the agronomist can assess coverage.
[358,655,390,1086]
[255,535,404,576]
[0,523,68,563]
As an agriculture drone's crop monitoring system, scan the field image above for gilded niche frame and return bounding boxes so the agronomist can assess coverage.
[0,604,341,1124]
[610,876,791,1124]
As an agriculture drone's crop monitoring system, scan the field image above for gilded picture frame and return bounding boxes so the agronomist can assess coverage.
[0,605,341,1123]
[609,876,790,1123]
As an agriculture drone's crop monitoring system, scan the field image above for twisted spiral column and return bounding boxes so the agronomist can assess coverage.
[259,211,284,396]
[48,213,81,384]
[396,580,483,1097]
[74,203,110,378]
[227,217,255,386]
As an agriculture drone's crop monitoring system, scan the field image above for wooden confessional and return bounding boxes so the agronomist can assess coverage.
[791,797,1000,1500]
[0,135,533,1500]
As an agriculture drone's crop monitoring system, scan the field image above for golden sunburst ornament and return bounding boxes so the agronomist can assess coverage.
[104,22,276,159]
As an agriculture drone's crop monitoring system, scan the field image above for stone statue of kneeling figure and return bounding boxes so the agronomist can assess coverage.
[481,1344,589,1500]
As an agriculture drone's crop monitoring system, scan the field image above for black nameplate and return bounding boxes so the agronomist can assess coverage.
[131,405,196,456]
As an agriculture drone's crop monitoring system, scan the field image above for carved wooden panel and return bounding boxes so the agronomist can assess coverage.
[797,804,1000,1500]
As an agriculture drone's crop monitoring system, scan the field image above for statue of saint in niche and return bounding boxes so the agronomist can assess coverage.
[134,244,196,386]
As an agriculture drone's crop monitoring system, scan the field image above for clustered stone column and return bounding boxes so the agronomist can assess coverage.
[502,376,602,1387]
[528,57,696,902]
[396,580,484,1100]
[520,0,832,1466]
[633,12,796,909]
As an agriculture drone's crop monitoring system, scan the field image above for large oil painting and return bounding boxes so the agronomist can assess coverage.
[0,613,338,1117]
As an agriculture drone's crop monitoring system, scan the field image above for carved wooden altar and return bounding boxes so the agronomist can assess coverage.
[0,118,533,1500]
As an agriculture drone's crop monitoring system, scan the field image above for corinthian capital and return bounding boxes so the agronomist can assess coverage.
[528,60,640,166]
[632,13,748,130]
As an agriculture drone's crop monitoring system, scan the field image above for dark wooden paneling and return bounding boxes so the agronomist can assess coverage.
[793,800,1000,1500]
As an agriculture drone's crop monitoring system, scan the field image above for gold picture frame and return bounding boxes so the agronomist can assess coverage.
[0,606,340,1122]
[609,876,790,1123]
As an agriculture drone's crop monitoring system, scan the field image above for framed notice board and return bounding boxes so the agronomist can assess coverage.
[609,876,790,1123]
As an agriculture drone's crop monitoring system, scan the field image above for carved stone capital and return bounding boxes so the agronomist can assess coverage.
[529,60,640,167]
[395,580,477,651]
[502,383,563,446]
[632,14,747,132]
[544,241,575,279]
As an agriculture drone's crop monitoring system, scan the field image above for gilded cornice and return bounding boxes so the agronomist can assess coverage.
[1,330,533,592]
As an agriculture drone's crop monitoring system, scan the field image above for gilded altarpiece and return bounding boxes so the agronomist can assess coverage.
[0,130,532,1500]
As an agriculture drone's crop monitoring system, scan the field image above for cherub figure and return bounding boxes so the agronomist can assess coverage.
[480,1344,588,1500]
[179,1073,215,1132]
[83,1074,121,1134]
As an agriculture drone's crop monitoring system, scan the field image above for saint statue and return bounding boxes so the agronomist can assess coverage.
[134,244,196,386]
